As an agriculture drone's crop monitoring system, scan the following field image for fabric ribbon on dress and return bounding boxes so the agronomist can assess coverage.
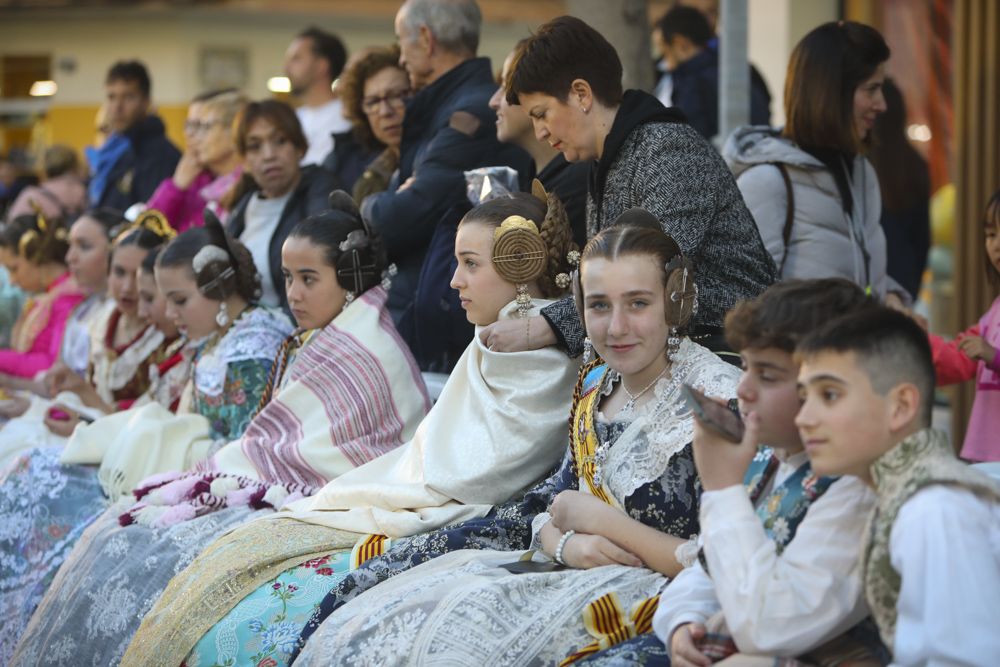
[116,286,429,527]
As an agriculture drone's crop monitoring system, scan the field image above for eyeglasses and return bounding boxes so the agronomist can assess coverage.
[184,119,226,135]
[361,90,411,115]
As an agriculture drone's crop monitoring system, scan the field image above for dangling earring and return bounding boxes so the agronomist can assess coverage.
[216,302,230,328]
[515,283,532,318]
[344,291,356,307]
[583,336,594,364]
[667,326,681,363]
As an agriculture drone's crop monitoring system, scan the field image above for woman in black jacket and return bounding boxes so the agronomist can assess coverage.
[226,100,337,312]
[481,16,775,359]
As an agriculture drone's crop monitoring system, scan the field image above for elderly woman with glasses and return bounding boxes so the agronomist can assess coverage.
[146,89,247,232]
[332,46,411,203]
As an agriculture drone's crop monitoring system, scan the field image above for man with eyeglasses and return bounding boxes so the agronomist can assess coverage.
[88,60,180,211]
[362,0,530,371]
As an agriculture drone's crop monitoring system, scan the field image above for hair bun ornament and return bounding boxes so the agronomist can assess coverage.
[192,245,231,274]
[328,190,361,218]
[491,215,548,285]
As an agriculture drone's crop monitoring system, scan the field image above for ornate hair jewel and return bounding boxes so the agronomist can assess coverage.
[338,229,369,252]
[192,245,231,274]
[113,209,177,243]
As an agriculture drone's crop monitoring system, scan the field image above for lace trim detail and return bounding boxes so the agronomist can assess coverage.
[529,512,553,551]
[193,307,291,398]
[674,535,700,568]
[602,338,740,501]
[90,325,165,402]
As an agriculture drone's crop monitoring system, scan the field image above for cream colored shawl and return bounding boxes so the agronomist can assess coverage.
[274,299,580,537]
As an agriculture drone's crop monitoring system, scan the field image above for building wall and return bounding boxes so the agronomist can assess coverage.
[0,1,837,156]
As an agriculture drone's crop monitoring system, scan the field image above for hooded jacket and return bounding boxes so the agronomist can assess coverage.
[541,91,777,357]
[723,126,891,297]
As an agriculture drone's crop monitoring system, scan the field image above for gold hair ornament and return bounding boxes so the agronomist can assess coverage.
[492,215,548,317]
[112,209,177,243]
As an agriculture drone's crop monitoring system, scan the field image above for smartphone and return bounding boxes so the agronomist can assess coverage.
[497,560,567,575]
[681,383,745,443]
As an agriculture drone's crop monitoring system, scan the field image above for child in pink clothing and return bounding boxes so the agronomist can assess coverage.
[929,190,1000,462]
[0,214,85,378]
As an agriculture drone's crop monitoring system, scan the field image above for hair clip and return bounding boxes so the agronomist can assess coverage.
[192,245,230,274]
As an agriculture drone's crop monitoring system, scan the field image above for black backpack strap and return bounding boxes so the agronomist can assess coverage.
[770,162,795,274]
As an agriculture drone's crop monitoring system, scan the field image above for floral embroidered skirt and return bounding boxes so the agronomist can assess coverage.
[184,550,352,667]
[0,447,105,663]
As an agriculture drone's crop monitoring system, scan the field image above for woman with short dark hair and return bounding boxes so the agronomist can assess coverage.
[724,21,902,301]
[485,15,776,360]
[226,100,337,311]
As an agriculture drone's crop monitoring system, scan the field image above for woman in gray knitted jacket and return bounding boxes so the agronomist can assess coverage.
[480,15,776,359]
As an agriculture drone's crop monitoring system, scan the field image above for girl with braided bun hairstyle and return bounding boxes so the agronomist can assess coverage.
[116,186,585,667]
[10,194,430,667]
[282,210,741,667]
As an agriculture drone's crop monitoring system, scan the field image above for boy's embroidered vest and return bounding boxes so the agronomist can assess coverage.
[700,448,835,576]
[863,429,1000,649]
[745,448,836,553]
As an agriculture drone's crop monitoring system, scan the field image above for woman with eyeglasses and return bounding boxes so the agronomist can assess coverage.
[334,46,411,203]
[147,89,247,233]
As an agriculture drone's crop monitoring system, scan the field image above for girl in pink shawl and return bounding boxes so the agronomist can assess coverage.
[0,212,84,378]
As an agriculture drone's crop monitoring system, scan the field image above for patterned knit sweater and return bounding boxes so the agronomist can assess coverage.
[542,93,776,356]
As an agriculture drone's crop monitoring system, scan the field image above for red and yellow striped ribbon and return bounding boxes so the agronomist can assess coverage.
[559,593,661,666]
[350,533,390,570]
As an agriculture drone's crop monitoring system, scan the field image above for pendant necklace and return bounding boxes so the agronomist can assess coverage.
[618,363,671,420]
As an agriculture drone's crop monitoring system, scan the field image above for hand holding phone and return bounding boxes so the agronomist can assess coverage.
[681,384,745,443]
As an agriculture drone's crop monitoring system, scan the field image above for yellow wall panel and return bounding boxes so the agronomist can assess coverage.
[45,104,188,158]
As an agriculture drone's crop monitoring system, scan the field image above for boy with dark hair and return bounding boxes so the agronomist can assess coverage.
[638,279,881,666]
[796,306,1000,667]
[90,59,180,210]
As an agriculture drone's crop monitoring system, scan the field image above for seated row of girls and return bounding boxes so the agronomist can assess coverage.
[0,212,288,661]
[0,211,183,465]
[10,187,572,665]
[116,207,738,667]
[10,194,431,665]
[19,188,578,667]
[0,212,186,659]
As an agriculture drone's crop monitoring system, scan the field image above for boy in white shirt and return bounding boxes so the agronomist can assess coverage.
[647,279,880,666]
[795,306,1000,667]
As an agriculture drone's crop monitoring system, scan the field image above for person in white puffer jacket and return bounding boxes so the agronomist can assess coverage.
[723,21,908,304]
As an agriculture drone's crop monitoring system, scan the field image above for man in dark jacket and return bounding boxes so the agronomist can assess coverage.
[88,60,180,210]
[363,0,530,328]
[656,6,771,141]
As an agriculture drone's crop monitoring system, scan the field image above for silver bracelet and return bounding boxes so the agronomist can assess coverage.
[554,529,576,565]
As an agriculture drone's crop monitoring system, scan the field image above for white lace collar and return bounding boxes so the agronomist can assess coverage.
[600,338,741,502]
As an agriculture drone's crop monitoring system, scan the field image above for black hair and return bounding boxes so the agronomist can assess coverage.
[106,60,152,98]
[797,305,935,427]
[506,15,623,107]
[656,6,713,48]
[298,27,348,82]
[140,246,161,275]
[77,207,126,238]
[287,191,386,295]
[157,214,261,302]
[984,189,1000,291]
[2,213,69,264]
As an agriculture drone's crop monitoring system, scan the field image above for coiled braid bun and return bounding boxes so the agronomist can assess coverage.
[532,180,579,298]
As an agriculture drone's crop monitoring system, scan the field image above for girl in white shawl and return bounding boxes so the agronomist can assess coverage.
[119,187,582,667]
[288,210,742,667]
[10,194,426,667]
